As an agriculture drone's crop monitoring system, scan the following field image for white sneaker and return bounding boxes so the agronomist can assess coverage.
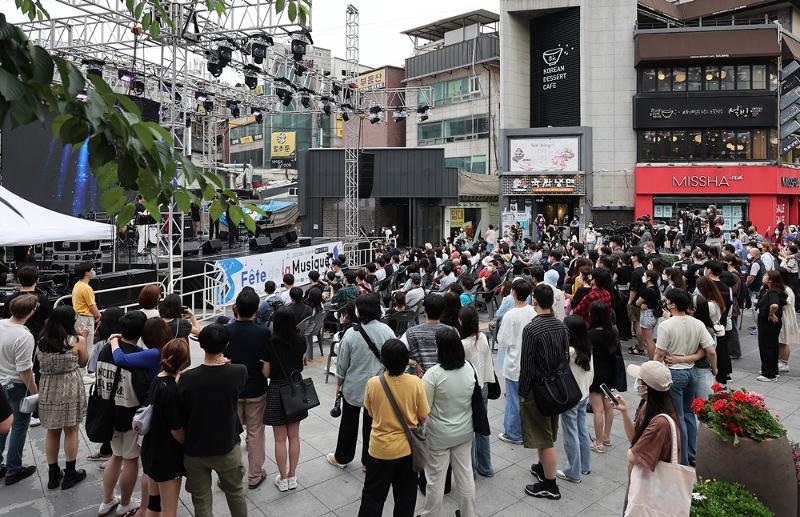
[97,496,119,516]
[778,361,790,372]
[274,474,288,492]
[115,498,139,516]
[498,433,523,445]
[756,375,778,382]
[29,418,40,428]
[287,476,297,490]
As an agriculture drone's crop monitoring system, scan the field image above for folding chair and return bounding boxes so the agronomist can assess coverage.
[382,310,418,338]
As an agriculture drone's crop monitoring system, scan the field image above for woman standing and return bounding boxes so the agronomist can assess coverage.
[587,302,619,454]
[685,294,717,397]
[558,316,594,483]
[757,271,787,382]
[778,267,799,372]
[662,267,686,296]
[635,270,662,359]
[696,276,730,384]
[327,294,395,471]
[86,307,123,463]
[357,340,429,517]
[159,294,200,339]
[140,339,188,517]
[37,306,88,490]
[264,307,310,491]
[458,306,495,478]
[419,328,477,517]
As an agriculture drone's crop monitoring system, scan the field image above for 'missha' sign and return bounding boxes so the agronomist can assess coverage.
[672,175,743,188]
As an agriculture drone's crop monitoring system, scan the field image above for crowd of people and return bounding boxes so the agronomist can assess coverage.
[0,203,794,516]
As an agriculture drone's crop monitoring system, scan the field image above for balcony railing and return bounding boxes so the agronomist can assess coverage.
[404,34,499,82]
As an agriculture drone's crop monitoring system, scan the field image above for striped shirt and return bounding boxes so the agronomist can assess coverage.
[518,313,570,396]
[401,323,457,372]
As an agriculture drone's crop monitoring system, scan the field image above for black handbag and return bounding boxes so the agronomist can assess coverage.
[85,365,121,443]
[469,362,491,436]
[273,349,320,417]
[532,353,582,417]
[487,372,501,400]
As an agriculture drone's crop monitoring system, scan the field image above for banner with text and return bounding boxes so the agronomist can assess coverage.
[270,131,297,168]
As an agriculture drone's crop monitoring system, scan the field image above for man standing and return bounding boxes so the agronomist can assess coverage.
[519,283,571,500]
[225,288,271,489]
[96,311,149,516]
[1,266,51,337]
[180,324,248,517]
[654,289,717,466]
[496,279,535,446]
[628,251,647,354]
[0,294,39,485]
[401,294,454,375]
[134,194,153,256]
[547,251,566,289]
[72,262,101,381]
[485,224,497,254]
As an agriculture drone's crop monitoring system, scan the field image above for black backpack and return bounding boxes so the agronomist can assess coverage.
[532,343,582,416]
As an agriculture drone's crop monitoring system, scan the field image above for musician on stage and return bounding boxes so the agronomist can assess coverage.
[134,195,155,256]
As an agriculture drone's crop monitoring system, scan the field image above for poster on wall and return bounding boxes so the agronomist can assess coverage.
[509,137,580,172]
[215,241,342,304]
[270,131,297,168]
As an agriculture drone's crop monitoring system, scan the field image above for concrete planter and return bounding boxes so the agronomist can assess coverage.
[696,424,797,517]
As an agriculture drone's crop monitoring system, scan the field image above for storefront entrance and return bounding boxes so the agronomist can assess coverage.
[652,197,747,232]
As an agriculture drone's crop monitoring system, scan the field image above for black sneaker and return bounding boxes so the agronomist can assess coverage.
[530,462,544,482]
[525,480,561,500]
[5,465,36,485]
[61,469,87,490]
[47,468,64,490]
[0,464,6,478]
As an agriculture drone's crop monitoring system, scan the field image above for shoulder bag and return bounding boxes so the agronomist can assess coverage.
[132,380,166,436]
[625,414,696,517]
[354,324,382,361]
[532,345,582,416]
[468,362,491,436]
[378,374,429,473]
[85,364,122,443]
[20,391,38,414]
[272,346,320,417]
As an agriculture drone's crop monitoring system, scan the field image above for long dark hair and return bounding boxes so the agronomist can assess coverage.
[564,315,591,372]
[272,306,305,354]
[440,292,462,329]
[691,294,715,329]
[38,305,78,354]
[458,306,480,340]
[435,327,466,370]
[696,277,725,313]
[767,270,788,301]
[632,388,677,446]
[95,307,124,344]
[589,301,618,354]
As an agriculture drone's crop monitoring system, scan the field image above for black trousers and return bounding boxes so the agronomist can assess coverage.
[758,318,781,379]
[714,333,732,384]
[334,397,371,465]
[209,220,219,240]
[357,454,417,517]
[728,316,742,358]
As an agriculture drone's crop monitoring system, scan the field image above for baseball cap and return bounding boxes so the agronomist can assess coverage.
[627,361,672,392]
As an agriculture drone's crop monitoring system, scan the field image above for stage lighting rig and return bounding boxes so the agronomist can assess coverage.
[216,41,234,67]
[289,29,313,62]
[368,105,383,124]
[206,51,223,77]
[131,78,145,95]
[294,63,307,77]
[392,109,407,122]
[251,106,265,124]
[417,105,431,122]
[299,88,315,109]
[321,96,333,116]
[82,59,105,77]
[243,65,261,90]
[226,100,241,118]
[340,103,353,122]
[248,34,274,64]
[162,81,182,102]
[118,69,135,82]
[274,77,296,107]
[203,100,214,113]
[195,91,209,103]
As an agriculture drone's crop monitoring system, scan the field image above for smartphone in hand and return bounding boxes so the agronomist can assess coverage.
[599,383,618,407]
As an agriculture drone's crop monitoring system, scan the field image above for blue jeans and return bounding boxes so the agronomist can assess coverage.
[668,368,697,465]
[503,379,522,442]
[472,384,494,477]
[486,243,494,254]
[559,396,591,480]
[0,382,32,475]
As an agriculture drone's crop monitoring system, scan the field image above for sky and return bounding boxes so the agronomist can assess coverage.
[4,0,501,68]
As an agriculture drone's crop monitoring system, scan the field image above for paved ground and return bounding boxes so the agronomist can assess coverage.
[2,311,800,517]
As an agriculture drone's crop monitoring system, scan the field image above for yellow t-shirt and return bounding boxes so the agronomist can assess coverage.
[72,281,96,316]
[363,373,430,460]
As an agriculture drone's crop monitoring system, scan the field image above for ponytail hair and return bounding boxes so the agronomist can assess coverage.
[160,338,190,374]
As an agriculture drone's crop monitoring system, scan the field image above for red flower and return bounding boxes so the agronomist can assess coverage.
[711,383,724,392]
[691,398,706,414]
[711,400,726,412]
[732,391,749,403]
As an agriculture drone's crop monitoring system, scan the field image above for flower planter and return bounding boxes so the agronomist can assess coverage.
[696,424,797,517]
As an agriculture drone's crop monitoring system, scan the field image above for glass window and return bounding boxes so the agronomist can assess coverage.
[705,66,720,90]
[752,64,766,89]
[720,65,735,90]
[736,65,751,89]
[769,64,779,91]
[470,155,487,174]
[673,67,687,91]
[655,130,671,161]
[688,67,702,91]
[670,130,685,159]
[769,129,779,158]
[720,130,736,159]
[640,131,658,161]
[706,129,722,159]
[641,69,656,92]
[752,129,767,159]
[418,122,442,143]
[736,130,751,160]
[687,130,703,160]
[657,68,672,92]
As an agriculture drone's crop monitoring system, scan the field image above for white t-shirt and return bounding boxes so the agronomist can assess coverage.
[568,346,594,398]
[280,289,292,304]
[485,229,497,245]
[496,305,536,381]
[462,334,495,386]
[0,320,35,383]
[656,315,715,369]
[762,252,775,271]
[375,268,387,282]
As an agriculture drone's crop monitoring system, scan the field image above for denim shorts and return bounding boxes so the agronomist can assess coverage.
[640,309,658,329]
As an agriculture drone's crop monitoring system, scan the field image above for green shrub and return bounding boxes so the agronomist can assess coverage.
[690,479,772,517]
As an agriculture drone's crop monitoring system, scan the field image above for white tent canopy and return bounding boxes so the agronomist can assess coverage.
[0,186,115,247]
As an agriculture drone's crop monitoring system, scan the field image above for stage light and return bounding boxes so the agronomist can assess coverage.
[195,91,209,103]
[243,64,260,90]
[203,100,214,112]
[216,42,233,67]
[321,96,333,116]
[82,59,105,77]
[131,79,145,95]
[368,105,383,124]
[299,88,314,109]
[290,29,313,62]
[331,82,342,96]
[207,55,223,78]
[249,34,273,64]
[118,69,134,82]
[392,109,407,122]
[76,90,88,102]
[251,106,264,124]
[417,104,431,122]
[340,103,352,122]
[341,111,349,122]
[162,81,182,102]
[274,78,295,107]
[227,101,241,118]
[294,63,307,77]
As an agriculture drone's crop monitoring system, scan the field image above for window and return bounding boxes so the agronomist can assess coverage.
[641,69,656,92]
[673,67,687,92]
[720,66,735,90]
[687,130,703,160]
[417,115,490,145]
[430,76,480,105]
[752,64,766,89]
[688,67,702,91]
[705,66,720,90]
[769,64,779,91]
[736,65,751,90]
[638,128,777,162]
[230,149,263,167]
[640,63,774,92]
[657,68,672,92]
[670,130,686,157]
[640,131,658,162]
[752,129,767,159]
[736,131,751,160]
[445,155,487,174]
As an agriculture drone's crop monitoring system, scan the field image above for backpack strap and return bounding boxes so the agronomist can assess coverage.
[354,324,381,361]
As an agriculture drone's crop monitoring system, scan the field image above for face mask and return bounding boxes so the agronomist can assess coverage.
[662,274,669,281]
[89,270,97,279]
[354,308,360,319]
[636,379,648,399]
[642,275,648,283]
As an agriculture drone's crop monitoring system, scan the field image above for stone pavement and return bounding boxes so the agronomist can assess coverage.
[2,311,800,517]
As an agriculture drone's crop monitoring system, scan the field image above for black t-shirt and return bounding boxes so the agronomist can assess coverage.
[190,204,201,222]
[264,336,306,382]
[713,279,732,326]
[288,302,312,325]
[615,265,632,287]
[166,318,192,340]
[484,270,501,291]
[224,320,271,399]
[640,286,661,311]
[1,290,51,339]
[0,387,11,423]
[758,289,785,321]
[141,376,184,481]
[685,263,705,293]
[96,341,151,431]
[179,363,247,457]
[630,266,645,301]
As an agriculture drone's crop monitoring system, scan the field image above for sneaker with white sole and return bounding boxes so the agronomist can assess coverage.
[29,418,40,428]
[778,361,790,372]
[287,476,297,490]
[756,375,778,382]
[326,453,347,469]
[115,497,139,516]
[555,470,581,483]
[97,496,119,516]
[498,433,523,445]
[274,474,288,492]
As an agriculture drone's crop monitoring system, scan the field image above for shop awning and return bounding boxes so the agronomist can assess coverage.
[458,171,499,200]
[635,27,780,64]
[783,34,800,61]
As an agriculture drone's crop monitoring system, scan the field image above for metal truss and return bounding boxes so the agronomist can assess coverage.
[344,5,360,245]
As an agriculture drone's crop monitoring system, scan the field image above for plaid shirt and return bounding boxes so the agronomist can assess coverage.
[573,287,612,326]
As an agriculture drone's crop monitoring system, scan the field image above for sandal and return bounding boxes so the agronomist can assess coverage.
[628,346,645,356]
[603,440,612,447]
[590,442,605,454]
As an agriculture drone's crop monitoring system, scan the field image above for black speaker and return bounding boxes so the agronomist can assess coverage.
[249,236,273,253]
[183,241,201,256]
[202,239,223,255]
[90,269,156,308]
[358,241,371,250]
[298,237,311,247]
[358,152,375,198]
[270,233,287,249]
[54,241,80,252]
[285,230,298,243]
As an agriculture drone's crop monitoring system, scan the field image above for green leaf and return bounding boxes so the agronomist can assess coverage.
[117,203,135,228]
[203,171,223,189]
[30,45,54,85]
[298,6,307,27]
[94,161,119,188]
[125,0,135,15]
[243,214,256,234]
[142,198,160,222]
[100,186,125,213]
[9,98,35,126]
[115,94,142,117]
[51,113,71,138]
[288,0,297,21]
[150,21,160,39]
[209,199,225,222]
[144,121,172,144]
[174,190,191,212]
[0,68,26,101]
[118,156,139,190]
[59,117,88,144]
[87,74,114,96]
[134,2,144,20]
[132,122,155,150]
[275,0,286,15]
[141,12,151,30]
[243,202,266,217]
[229,204,243,226]
[88,132,115,169]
